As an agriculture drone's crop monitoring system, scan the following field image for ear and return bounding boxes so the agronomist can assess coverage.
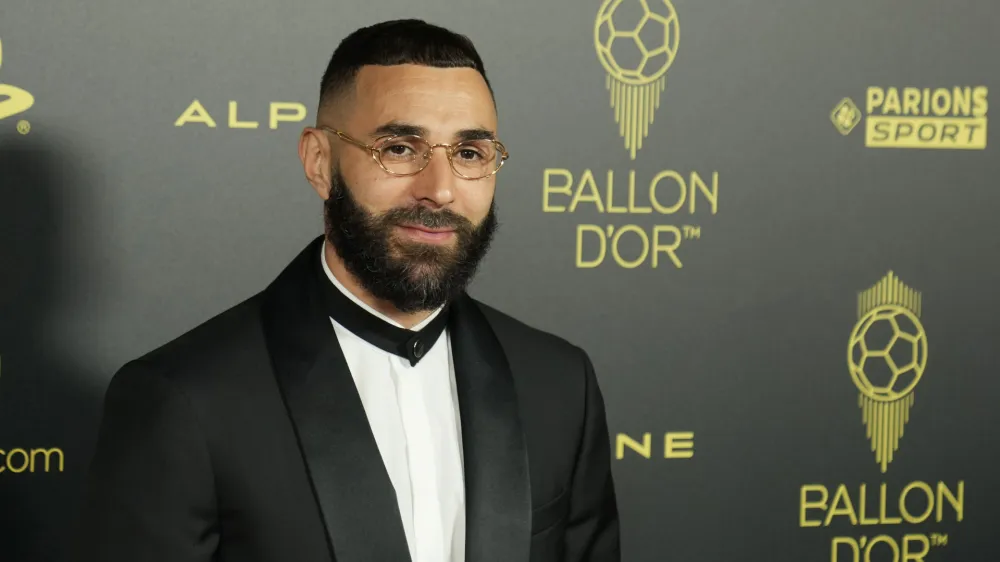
[299,127,333,200]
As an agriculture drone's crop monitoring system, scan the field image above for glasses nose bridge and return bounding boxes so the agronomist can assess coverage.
[422,141,456,160]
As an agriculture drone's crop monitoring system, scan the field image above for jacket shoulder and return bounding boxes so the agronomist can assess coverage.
[122,294,265,385]
[473,299,583,364]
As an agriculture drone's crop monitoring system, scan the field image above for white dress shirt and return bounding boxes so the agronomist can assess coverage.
[321,243,466,562]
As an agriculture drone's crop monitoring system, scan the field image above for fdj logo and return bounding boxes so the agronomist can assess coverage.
[595,0,679,160]
[0,37,35,133]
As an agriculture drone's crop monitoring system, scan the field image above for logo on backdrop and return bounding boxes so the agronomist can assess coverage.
[831,86,988,149]
[541,0,720,271]
[797,273,964,562]
[0,36,36,134]
[594,0,679,160]
[174,100,309,130]
[0,354,65,475]
[847,271,927,474]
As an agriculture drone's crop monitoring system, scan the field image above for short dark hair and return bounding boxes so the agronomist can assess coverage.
[319,19,493,110]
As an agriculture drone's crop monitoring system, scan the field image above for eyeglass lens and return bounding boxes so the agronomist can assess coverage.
[375,136,501,178]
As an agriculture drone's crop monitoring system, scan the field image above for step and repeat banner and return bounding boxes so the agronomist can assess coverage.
[1,0,997,560]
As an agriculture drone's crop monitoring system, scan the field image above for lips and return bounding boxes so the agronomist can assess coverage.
[399,223,456,234]
[395,224,458,244]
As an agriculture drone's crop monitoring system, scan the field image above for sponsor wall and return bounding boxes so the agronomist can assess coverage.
[1,0,997,560]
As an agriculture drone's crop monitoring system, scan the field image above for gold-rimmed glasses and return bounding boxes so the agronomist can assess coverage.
[320,126,509,180]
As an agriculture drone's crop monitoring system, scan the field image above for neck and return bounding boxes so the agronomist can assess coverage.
[322,241,433,329]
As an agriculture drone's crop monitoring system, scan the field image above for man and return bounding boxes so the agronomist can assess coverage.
[76,19,620,562]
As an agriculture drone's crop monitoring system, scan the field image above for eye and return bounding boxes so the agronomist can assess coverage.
[456,141,494,162]
[379,138,423,161]
[457,147,484,161]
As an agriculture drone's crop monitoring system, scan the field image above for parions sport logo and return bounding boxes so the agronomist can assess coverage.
[831,86,988,149]
[541,0,722,272]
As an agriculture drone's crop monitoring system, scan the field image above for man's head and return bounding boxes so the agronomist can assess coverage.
[298,19,503,314]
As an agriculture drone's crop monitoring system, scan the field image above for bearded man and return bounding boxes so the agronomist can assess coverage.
[76,18,620,562]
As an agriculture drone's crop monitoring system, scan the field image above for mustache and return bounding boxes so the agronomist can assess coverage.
[378,205,474,231]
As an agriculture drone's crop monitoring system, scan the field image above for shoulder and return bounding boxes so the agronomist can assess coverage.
[113,294,265,391]
[471,298,588,369]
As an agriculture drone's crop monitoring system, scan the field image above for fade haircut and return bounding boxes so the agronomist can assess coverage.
[318,19,494,110]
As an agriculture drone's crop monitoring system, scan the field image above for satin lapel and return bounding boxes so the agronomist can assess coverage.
[261,235,411,562]
[449,295,531,562]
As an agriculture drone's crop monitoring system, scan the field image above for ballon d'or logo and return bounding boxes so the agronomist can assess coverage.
[594,0,679,160]
[847,271,928,473]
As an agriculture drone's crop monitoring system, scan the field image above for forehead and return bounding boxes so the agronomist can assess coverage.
[348,64,497,136]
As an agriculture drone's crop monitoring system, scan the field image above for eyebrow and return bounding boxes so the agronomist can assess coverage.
[370,120,498,142]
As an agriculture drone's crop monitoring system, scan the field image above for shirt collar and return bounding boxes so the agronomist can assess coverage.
[318,240,449,366]
[321,240,443,331]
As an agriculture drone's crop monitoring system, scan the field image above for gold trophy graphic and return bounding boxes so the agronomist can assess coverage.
[847,271,928,473]
[594,0,679,160]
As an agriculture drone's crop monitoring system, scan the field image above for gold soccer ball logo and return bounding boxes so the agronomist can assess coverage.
[848,305,927,402]
[594,0,679,159]
[847,271,928,473]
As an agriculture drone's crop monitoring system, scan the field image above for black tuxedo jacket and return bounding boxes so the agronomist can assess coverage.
[75,236,620,562]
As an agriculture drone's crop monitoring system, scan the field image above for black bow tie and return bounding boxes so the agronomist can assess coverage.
[315,259,449,367]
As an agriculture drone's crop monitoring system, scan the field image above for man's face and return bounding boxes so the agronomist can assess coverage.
[321,64,501,312]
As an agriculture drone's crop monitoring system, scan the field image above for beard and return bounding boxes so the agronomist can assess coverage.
[323,167,498,313]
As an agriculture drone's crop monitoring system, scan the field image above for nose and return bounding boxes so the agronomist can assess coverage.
[409,145,456,207]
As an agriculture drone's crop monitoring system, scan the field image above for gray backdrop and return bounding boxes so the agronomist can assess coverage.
[1,0,997,560]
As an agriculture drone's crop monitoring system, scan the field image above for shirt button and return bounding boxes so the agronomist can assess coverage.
[412,338,425,360]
